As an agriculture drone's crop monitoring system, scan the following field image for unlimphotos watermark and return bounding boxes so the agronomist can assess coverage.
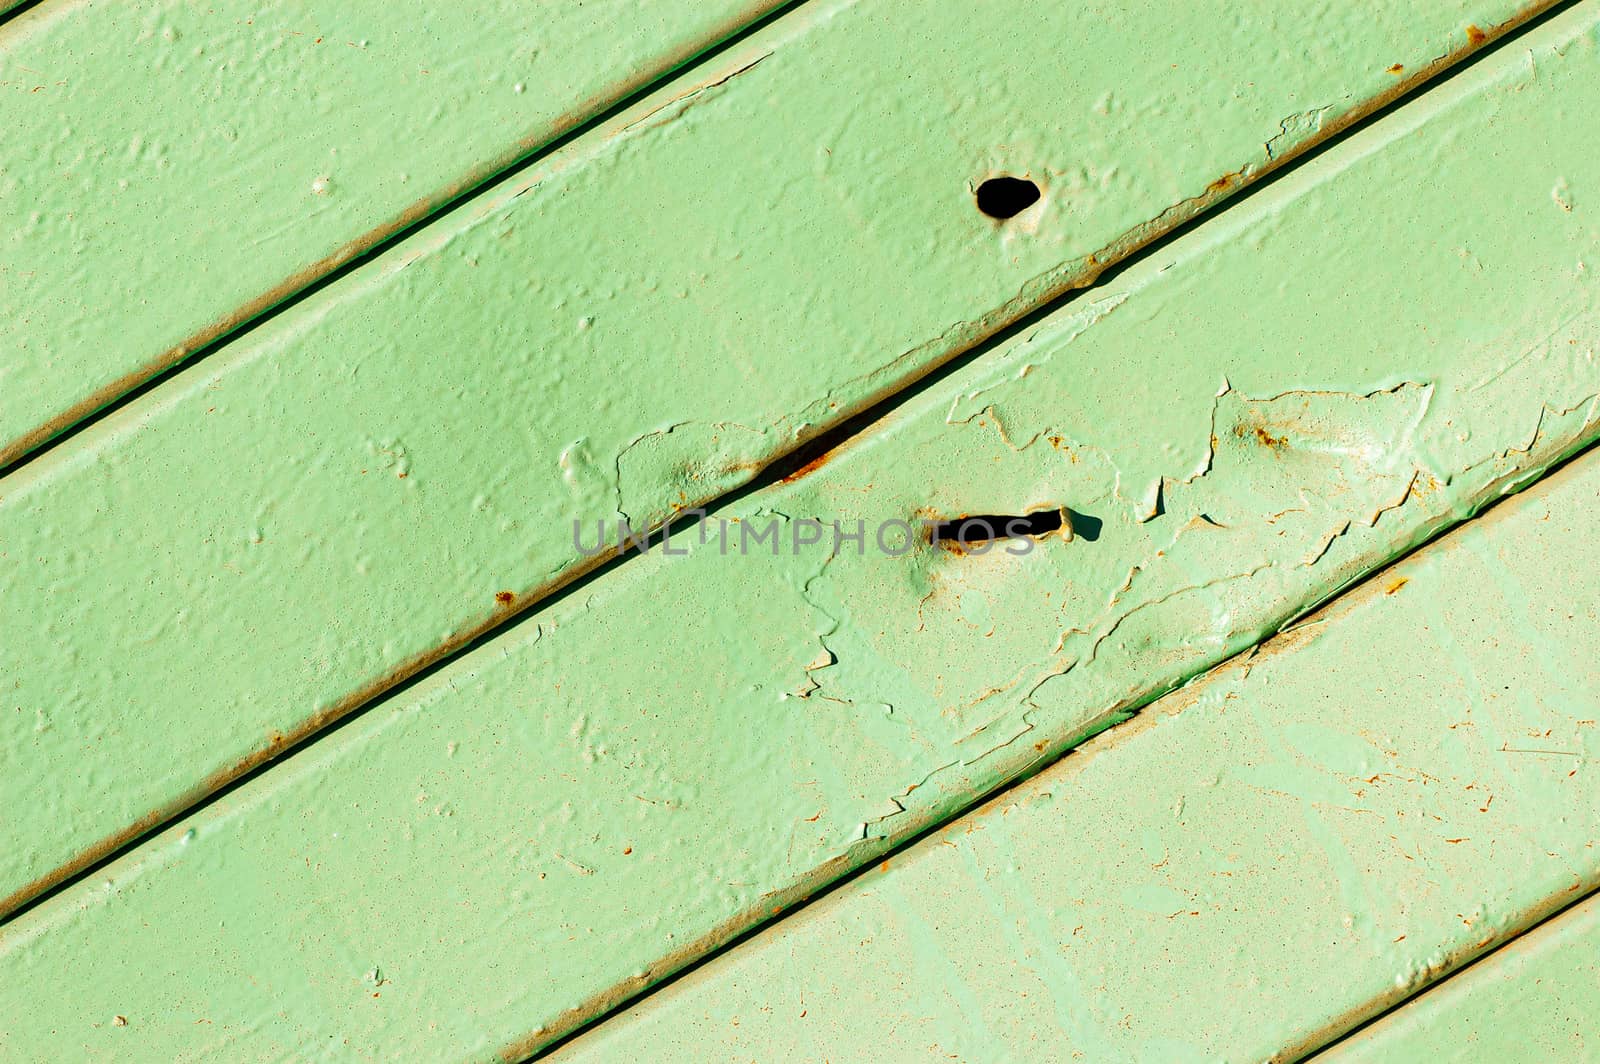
[574,511,1060,559]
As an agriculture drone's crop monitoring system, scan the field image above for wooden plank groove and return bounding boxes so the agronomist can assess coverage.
[1321,890,1600,1061]
[0,0,791,468]
[0,0,1544,920]
[547,445,1600,1064]
[1,4,1597,1056]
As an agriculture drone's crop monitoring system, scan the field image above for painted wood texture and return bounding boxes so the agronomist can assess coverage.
[0,0,789,467]
[1325,892,1600,1062]
[547,445,1600,1063]
[2,6,1597,1056]
[0,0,1545,920]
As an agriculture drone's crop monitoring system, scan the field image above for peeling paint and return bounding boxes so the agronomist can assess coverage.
[0,6,1596,1058]
[549,444,1600,1064]
[0,0,1550,920]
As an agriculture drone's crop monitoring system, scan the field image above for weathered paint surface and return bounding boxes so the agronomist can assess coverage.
[0,0,788,466]
[1325,892,1600,1062]
[0,0,1539,470]
[549,447,1600,1064]
[1,7,1597,1057]
[0,0,1545,917]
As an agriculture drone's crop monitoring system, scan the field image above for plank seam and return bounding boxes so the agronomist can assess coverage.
[0,0,1575,950]
[0,0,808,475]
[525,429,1600,1063]
[1297,883,1600,1060]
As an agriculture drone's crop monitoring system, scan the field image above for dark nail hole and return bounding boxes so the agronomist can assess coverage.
[975,176,1041,219]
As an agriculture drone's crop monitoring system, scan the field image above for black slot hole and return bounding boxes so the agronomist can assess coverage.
[975,176,1041,219]
[931,508,1065,548]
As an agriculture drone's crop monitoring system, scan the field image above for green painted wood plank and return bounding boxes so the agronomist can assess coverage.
[2,6,1598,1057]
[12,0,1521,472]
[0,0,788,467]
[1324,892,1600,1062]
[0,0,1542,918]
[546,446,1600,1064]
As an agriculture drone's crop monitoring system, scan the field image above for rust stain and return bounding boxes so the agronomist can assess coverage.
[495,590,515,607]
[1205,169,1245,195]
[1466,24,1488,46]
[1235,422,1288,450]
[1385,576,1409,595]
[779,448,835,484]
[1387,63,1405,74]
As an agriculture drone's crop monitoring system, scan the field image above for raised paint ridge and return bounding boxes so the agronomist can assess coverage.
[1,6,1597,1057]
[0,0,1542,917]
[551,436,1600,1064]
[1325,891,1600,1062]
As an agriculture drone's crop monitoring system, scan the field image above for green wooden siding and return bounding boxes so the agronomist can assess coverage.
[3,0,1599,1059]
[0,0,789,466]
[2,3,1598,1057]
[550,442,1600,1063]
[1326,893,1600,1062]
[0,0,1547,921]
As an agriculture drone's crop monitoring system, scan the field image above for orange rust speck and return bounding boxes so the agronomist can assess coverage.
[1387,63,1405,74]
[495,591,514,606]
[1466,24,1487,46]
[1385,576,1409,595]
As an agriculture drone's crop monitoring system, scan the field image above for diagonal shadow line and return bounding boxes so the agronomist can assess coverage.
[0,0,1582,991]
[0,0,1577,931]
[1298,882,1600,1060]
[523,431,1600,1062]
[0,0,46,33]
[0,0,807,478]
[519,5,1595,1059]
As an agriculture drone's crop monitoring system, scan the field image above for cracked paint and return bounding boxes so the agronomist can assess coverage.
[0,0,1548,921]
[1,6,1597,1058]
[547,444,1600,1064]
